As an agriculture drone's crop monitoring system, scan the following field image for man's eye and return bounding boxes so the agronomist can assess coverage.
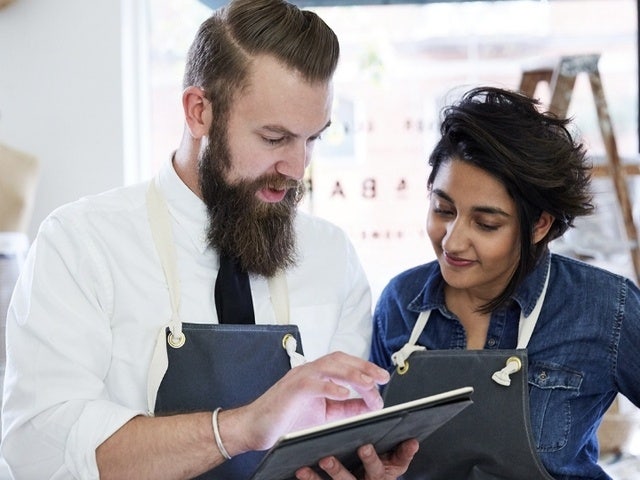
[263,137,284,145]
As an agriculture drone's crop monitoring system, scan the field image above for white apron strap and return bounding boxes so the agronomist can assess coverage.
[491,260,551,386]
[268,272,290,326]
[146,177,182,413]
[145,176,298,413]
[390,311,429,371]
[516,260,551,349]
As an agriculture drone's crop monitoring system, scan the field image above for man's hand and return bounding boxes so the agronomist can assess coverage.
[219,351,391,456]
[96,352,411,480]
[295,439,420,480]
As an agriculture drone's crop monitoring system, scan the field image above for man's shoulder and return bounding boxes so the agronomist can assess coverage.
[43,180,150,234]
[53,181,147,215]
[295,211,350,243]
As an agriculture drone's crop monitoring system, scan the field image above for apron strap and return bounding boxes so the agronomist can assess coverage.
[268,272,290,326]
[146,177,182,413]
[391,260,552,386]
[390,312,428,372]
[146,176,183,338]
[516,259,551,349]
[491,259,551,386]
[144,176,302,413]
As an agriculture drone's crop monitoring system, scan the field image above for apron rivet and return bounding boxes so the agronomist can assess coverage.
[282,333,294,350]
[491,355,522,386]
[167,332,186,349]
[397,361,410,375]
[507,356,522,369]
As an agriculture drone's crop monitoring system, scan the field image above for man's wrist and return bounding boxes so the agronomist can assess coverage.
[214,406,253,458]
[212,408,231,460]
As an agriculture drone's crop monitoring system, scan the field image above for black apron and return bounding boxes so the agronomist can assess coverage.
[145,179,306,479]
[383,264,555,480]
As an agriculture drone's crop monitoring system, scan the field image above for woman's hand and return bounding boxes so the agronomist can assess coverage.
[295,439,420,480]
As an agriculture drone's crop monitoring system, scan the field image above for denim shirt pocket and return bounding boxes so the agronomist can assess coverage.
[528,362,583,452]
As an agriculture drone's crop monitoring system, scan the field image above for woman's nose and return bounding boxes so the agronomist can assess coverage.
[442,219,468,252]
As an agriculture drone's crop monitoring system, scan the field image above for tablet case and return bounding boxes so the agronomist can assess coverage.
[249,386,474,480]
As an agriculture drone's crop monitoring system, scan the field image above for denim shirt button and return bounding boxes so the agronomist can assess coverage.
[539,371,548,381]
[487,338,496,347]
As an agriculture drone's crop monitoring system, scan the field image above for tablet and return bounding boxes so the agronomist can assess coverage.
[249,386,474,480]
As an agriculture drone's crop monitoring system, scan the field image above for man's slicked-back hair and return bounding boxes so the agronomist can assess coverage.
[183,0,340,120]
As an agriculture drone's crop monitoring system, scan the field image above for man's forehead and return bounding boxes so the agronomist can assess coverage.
[230,59,334,135]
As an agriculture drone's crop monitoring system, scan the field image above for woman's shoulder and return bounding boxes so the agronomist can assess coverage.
[551,252,634,285]
[550,253,640,305]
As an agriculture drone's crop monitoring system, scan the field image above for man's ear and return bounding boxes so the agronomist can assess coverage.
[532,211,555,244]
[182,86,211,139]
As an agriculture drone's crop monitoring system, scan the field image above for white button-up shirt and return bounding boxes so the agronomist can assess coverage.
[1,161,372,479]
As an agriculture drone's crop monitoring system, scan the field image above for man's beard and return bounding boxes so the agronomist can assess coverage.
[199,129,305,278]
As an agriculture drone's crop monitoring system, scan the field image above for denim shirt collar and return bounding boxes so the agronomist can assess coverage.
[407,265,446,314]
[407,251,551,316]
[512,251,551,317]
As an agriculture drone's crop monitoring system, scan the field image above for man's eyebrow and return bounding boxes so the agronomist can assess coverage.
[262,120,332,138]
[432,189,511,217]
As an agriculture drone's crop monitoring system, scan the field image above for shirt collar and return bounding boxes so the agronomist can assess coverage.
[512,250,551,317]
[407,263,447,313]
[157,158,210,254]
[406,250,551,317]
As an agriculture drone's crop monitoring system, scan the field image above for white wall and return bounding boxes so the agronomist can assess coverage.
[0,0,125,241]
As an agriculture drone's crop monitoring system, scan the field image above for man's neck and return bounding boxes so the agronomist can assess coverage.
[173,143,202,199]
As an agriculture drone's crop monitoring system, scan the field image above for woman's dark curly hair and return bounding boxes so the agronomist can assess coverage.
[428,86,594,312]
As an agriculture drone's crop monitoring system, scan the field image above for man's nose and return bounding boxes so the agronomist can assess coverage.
[276,143,308,180]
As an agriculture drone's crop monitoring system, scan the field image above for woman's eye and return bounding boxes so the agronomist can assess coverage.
[433,207,453,216]
[477,222,499,231]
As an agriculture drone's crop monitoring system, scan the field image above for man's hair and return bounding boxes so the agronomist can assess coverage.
[183,0,340,120]
[428,86,594,312]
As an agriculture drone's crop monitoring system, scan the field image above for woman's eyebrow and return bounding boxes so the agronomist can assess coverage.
[432,188,454,203]
[432,188,510,217]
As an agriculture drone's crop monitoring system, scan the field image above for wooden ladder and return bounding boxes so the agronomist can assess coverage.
[519,53,640,284]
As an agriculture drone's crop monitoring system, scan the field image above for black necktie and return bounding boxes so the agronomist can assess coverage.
[214,254,255,324]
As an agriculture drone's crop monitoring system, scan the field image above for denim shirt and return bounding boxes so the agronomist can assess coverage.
[371,252,640,480]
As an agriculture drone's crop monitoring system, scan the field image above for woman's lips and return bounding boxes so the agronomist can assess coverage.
[443,252,475,267]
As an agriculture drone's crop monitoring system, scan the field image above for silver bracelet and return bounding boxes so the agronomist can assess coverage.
[212,407,232,460]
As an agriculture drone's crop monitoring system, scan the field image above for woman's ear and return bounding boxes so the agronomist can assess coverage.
[182,86,211,139]
[532,211,555,244]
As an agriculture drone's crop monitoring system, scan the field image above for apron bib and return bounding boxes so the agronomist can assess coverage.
[145,178,306,479]
[384,264,554,480]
